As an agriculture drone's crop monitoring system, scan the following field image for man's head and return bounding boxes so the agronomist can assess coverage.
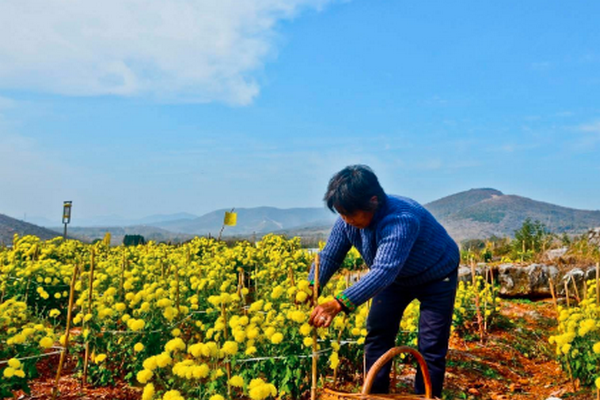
[323,165,386,229]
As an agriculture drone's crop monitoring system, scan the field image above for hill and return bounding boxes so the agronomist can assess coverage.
[8,188,599,245]
[155,207,337,236]
[28,212,197,228]
[425,189,600,241]
[206,189,600,243]
[0,214,63,245]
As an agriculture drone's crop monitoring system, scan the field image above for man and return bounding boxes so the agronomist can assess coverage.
[307,165,459,398]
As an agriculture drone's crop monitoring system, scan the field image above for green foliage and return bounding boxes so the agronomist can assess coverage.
[565,234,600,264]
[460,236,510,263]
[468,210,506,224]
[341,247,363,271]
[511,218,551,261]
[561,233,572,247]
[122,235,145,246]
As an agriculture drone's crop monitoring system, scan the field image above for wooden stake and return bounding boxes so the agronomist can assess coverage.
[175,263,180,311]
[311,254,320,400]
[82,250,96,387]
[120,256,126,301]
[52,264,80,400]
[221,302,232,398]
[288,264,296,287]
[332,315,347,385]
[596,262,599,307]
[489,266,497,316]
[548,277,559,317]
[484,267,490,332]
[571,275,581,304]
[470,262,484,341]
[564,281,570,308]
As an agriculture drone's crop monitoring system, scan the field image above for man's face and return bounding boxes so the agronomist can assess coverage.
[339,209,375,229]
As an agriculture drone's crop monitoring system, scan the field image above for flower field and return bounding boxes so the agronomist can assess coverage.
[1,234,500,400]
[549,278,600,391]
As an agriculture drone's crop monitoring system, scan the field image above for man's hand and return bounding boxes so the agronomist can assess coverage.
[308,300,342,328]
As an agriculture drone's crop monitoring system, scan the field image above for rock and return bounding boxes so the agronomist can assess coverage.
[544,247,568,261]
[558,268,585,296]
[526,264,559,296]
[589,227,600,247]
[585,265,599,281]
[457,264,487,283]
[458,265,473,283]
[497,263,558,297]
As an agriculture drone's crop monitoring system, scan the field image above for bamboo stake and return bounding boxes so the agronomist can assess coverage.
[548,277,559,316]
[332,315,347,385]
[82,250,96,387]
[483,267,490,332]
[175,263,180,311]
[120,256,126,301]
[240,270,248,314]
[470,262,484,341]
[311,254,320,400]
[489,266,497,316]
[564,281,570,308]
[596,262,599,307]
[288,264,296,287]
[52,264,80,400]
[571,275,581,304]
[221,302,232,398]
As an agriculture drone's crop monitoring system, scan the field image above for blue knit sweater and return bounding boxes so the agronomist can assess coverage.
[308,195,459,311]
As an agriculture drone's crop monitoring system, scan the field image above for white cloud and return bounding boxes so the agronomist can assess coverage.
[574,121,600,149]
[579,121,600,134]
[0,0,335,105]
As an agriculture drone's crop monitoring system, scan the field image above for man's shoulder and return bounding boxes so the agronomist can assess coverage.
[384,195,426,216]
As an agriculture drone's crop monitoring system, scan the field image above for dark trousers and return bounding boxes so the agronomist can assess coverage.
[364,267,458,398]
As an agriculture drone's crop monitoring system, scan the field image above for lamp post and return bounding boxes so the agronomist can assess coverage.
[62,201,72,240]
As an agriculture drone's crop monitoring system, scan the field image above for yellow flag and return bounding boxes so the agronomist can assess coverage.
[224,211,237,226]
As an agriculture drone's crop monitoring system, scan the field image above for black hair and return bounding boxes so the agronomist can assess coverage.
[323,165,386,215]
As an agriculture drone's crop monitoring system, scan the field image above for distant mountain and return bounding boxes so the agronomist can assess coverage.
[9,189,600,246]
[424,189,600,241]
[26,216,57,227]
[182,189,600,243]
[155,207,337,236]
[29,212,198,228]
[424,188,504,220]
[0,214,63,245]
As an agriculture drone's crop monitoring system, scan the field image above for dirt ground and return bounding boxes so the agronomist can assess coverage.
[438,299,593,400]
[10,299,596,400]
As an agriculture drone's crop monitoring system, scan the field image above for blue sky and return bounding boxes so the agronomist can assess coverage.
[1,0,599,222]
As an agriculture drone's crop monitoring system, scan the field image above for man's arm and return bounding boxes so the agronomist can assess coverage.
[308,217,352,290]
[335,213,420,312]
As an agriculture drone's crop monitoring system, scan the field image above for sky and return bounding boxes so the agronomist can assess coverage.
[1,0,599,223]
